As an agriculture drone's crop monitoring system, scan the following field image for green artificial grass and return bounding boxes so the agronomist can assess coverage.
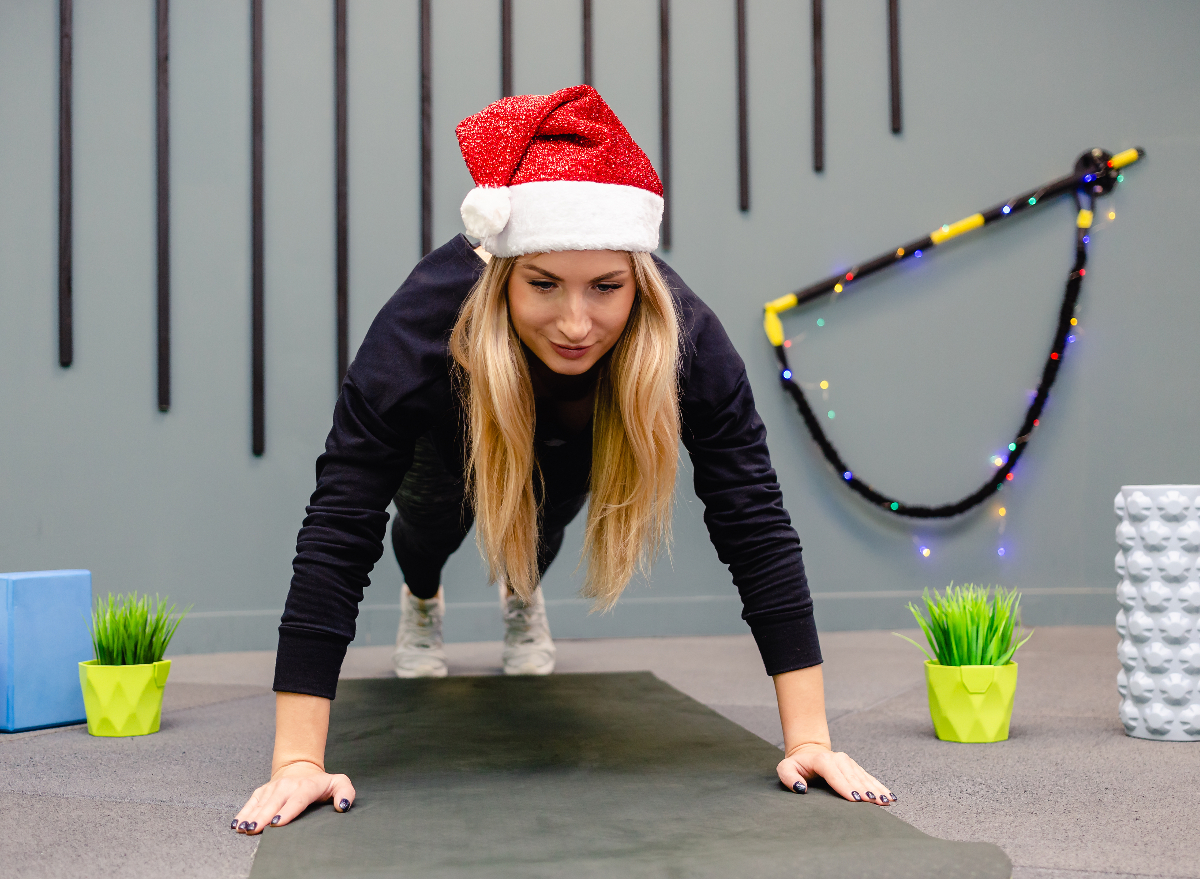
[89,592,190,666]
[896,583,1032,667]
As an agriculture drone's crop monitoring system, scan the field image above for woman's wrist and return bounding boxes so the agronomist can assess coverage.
[270,758,326,780]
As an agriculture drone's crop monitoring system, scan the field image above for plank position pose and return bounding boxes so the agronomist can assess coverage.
[234,86,892,835]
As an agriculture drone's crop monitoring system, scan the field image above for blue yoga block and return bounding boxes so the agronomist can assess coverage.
[1,570,92,732]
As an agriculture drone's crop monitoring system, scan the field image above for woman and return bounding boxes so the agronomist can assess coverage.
[233,86,892,836]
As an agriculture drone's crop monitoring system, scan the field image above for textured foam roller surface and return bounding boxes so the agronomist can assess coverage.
[250,673,1011,878]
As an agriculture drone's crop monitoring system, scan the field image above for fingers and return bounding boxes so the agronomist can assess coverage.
[775,757,809,794]
[231,773,356,835]
[809,750,894,806]
[330,774,356,813]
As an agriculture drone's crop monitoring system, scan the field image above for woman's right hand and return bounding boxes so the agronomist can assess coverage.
[233,691,352,835]
[233,759,356,835]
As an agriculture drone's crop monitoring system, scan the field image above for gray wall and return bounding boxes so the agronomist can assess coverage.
[2,0,1197,654]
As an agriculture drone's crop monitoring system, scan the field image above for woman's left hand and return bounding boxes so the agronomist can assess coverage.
[776,742,894,804]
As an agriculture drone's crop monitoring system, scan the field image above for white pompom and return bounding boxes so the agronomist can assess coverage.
[460,187,511,239]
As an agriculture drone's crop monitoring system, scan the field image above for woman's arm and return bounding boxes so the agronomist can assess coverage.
[232,693,356,835]
[773,665,893,805]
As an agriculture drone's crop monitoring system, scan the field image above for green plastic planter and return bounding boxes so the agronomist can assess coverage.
[925,660,1017,743]
[78,659,171,737]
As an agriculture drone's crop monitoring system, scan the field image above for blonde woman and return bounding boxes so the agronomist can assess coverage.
[233,86,893,836]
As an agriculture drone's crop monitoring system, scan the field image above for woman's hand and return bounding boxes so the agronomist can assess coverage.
[232,692,354,835]
[773,664,894,805]
[233,759,356,835]
[775,743,893,804]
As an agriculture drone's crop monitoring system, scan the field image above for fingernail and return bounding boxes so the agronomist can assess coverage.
[247,822,257,832]
[851,791,862,802]
[866,791,876,800]
[230,819,238,830]
[890,791,898,801]
[271,815,282,825]
[339,798,351,812]
[238,821,250,831]
[792,781,807,794]
[880,795,890,804]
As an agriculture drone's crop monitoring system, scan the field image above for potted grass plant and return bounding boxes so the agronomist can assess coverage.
[896,583,1032,743]
[79,593,189,737]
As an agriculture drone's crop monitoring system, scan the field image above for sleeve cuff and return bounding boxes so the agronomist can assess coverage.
[749,612,823,676]
[273,628,350,700]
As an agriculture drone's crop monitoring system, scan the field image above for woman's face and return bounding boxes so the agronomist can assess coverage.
[506,250,636,376]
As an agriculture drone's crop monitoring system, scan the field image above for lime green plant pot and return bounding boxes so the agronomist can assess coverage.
[925,660,1017,743]
[78,659,171,737]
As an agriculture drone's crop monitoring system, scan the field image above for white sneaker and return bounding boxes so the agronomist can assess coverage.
[393,583,448,678]
[500,582,556,675]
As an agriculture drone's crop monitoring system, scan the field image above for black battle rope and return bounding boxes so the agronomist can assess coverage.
[762,147,1145,518]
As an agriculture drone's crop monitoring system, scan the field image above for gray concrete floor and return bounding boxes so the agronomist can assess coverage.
[2,626,1196,878]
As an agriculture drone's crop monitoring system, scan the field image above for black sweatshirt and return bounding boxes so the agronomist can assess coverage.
[274,235,821,698]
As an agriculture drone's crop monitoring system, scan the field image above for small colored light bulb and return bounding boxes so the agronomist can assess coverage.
[1001,205,1011,214]
[1028,197,1037,205]
[1050,352,1059,360]
[843,471,852,480]
[1068,334,1075,343]
[921,547,931,557]
[833,284,843,293]
[1033,418,1039,426]
[845,272,854,281]
[890,502,899,511]
[1008,443,1016,451]
[914,250,923,258]
[998,548,1006,557]
[819,380,828,389]
[782,370,792,380]
[1117,174,1124,182]
[827,410,835,419]
[1006,473,1014,481]
[1082,235,1090,243]
[817,318,825,326]
[998,507,1006,517]
[896,247,905,257]
[941,225,949,232]
[1108,211,1116,220]
[1070,317,1077,325]
[783,339,792,348]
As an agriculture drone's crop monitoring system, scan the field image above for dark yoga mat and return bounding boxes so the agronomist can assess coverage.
[251,672,1011,878]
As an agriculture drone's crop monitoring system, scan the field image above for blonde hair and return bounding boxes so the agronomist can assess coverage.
[449,251,680,609]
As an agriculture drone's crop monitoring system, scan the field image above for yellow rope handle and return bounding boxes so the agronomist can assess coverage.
[930,212,984,245]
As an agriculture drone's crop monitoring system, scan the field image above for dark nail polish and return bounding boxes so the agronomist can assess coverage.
[889,791,898,801]
[866,791,876,800]
[249,822,259,831]
[231,819,238,830]
[271,815,282,825]
[851,791,862,802]
[880,795,890,804]
[339,798,351,812]
[238,821,250,831]
[792,781,807,794]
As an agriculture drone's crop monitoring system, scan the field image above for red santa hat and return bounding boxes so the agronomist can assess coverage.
[456,85,663,257]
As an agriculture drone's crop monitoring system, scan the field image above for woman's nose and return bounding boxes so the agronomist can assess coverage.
[557,297,590,341]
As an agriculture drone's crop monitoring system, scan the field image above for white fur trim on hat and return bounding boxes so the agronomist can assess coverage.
[460,180,663,256]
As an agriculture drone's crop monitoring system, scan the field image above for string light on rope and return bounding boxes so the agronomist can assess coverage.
[761,146,1144,519]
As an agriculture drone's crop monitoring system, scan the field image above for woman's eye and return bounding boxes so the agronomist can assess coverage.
[595,283,622,293]
[529,280,556,291]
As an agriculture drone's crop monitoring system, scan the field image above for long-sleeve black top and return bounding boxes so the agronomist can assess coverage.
[274,235,821,698]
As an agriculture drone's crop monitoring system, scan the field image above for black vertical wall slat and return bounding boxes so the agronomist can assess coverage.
[500,0,513,97]
[735,0,749,211]
[811,0,824,173]
[334,0,349,383]
[156,0,170,411]
[659,0,671,249]
[251,0,265,456]
[582,0,593,85]
[888,0,902,134]
[58,0,73,368]
[420,0,432,256]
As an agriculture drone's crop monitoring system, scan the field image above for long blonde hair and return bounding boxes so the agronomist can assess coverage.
[449,251,680,609]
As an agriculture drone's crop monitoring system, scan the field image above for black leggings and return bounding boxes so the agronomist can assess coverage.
[391,435,588,599]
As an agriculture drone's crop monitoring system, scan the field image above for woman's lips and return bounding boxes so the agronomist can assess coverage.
[551,342,593,360]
